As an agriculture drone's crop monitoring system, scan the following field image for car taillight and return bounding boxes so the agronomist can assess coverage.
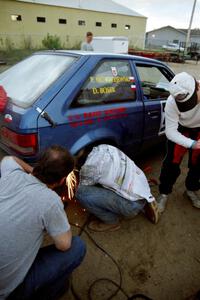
[0,127,37,155]
[0,86,8,113]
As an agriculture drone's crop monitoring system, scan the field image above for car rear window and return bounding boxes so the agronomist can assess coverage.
[0,54,77,108]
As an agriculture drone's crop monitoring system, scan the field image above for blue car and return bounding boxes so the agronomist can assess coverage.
[0,51,174,162]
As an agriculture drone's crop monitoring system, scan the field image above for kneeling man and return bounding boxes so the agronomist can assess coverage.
[76,144,159,232]
[0,146,86,300]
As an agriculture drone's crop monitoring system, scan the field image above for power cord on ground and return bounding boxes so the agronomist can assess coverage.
[70,219,153,300]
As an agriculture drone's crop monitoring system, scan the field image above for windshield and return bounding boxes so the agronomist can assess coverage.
[0,54,77,108]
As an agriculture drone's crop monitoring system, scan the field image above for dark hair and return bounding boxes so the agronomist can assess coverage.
[86,31,93,37]
[33,145,74,185]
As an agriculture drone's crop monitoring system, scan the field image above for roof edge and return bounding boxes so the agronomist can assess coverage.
[15,0,147,18]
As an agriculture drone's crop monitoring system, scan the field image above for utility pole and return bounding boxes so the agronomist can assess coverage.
[185,0,197,54]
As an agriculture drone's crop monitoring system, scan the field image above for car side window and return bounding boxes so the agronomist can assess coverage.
[136,64,171,100]
[71,60,137,107]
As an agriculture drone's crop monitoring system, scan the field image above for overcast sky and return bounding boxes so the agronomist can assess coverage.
[115,0,200,31]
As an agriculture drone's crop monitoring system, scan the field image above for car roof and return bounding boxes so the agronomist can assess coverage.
[35,50,166,65]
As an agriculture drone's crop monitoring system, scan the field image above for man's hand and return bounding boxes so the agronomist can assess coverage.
[192,139,200,150]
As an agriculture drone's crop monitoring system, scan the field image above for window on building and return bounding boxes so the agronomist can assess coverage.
[72,60,137,108]
[111,23,117,28]
[125,25,131,30]
[173,39,179,44]
[59,18,67,24]
[11,14,22,21]
[37,17,46,23]
[78,20,86,26]
[96,22,102,27]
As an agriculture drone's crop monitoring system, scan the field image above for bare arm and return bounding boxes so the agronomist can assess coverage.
[52,230,72,251]
[12,156,33,173]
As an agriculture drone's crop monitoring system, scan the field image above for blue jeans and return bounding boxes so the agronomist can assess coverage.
[7,236,86,300]
[76,185,145,224]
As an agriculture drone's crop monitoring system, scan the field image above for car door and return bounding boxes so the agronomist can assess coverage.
[67,58,144,156]
[135,62,174,144]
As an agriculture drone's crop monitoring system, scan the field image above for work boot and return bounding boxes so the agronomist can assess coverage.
[186,190,200,208]
[196,190,200,199]
[144,200,160,224]
[157,194,168,213]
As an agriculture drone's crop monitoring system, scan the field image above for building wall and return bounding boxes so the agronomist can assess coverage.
[0,0,147,49]
[191,36,200,44]
[146,27,186,48]
[146,27,200,49]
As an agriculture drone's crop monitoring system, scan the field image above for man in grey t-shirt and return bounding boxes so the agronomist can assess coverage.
[0,145,86,300]
[81,31,94,51]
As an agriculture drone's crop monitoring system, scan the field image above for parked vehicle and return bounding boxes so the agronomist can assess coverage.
[162,43,184,52]
[187,50,200,61]
[0,51,174,162]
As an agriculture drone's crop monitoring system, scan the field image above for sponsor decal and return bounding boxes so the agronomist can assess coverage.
[111,67,118,77]
[68,107,128,127]
[131,84,137,91]
[4,114,12,123]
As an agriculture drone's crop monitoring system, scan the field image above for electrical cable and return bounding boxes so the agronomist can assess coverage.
[69,221,153,300]
[68,172,158,300]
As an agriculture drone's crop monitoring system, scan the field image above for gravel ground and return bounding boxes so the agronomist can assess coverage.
[168,61,200,77]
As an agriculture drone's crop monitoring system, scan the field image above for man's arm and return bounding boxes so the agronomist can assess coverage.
[81,42,87,51]
[165,100,197,149]
[43,201,72,252]
[12,156,33,173]
[0,156,33,177]
[52,230,72,251]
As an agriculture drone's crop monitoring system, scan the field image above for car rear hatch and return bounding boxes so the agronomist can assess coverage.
[0,52,81,159]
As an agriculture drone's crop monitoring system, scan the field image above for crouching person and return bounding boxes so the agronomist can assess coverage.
[76,144,160,232]
[158,72,200,212]
[0,146,86,300]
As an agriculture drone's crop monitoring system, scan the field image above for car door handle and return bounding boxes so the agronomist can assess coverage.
[148,111,159,118]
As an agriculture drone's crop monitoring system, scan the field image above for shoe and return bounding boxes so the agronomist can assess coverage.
[144,200,160,224]
[186,190,200,208]
[195,190,200,199]
[157,194,168,213]
[87,220,121,232]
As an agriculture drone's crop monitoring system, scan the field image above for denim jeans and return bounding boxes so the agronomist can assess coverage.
[76,185,146,224]
[7,236,86,300]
